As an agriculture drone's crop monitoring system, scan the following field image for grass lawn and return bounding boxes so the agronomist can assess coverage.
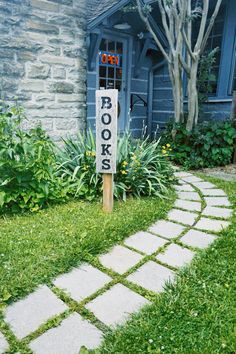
[99,176,236,354]
[1,176,235,354]
[0,193,175,307]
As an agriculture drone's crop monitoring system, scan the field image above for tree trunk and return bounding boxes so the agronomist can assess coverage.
[169,58,184,126]
[186,60,199,131]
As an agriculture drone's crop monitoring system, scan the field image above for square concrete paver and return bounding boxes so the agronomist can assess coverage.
[202,206,232,219]
[174,172,193,178]
[0,332,8,354]
[174,184,195,192]
[180,229,216,249]
[175,199,201,212]
[195,218,230,232]
[148,220,185,239]
[204,197,231,207]
[29,313,102,354]
[192,181,216,189]
[85,284,149,327]
[156,244,195,268]
[99,245,143,274]
[168,209,198,226]
[201,189,226,197]
[181,176,203,183]
[177,191,201,201]
[5,286,67,339]
[124,231,167,255]
[53,264,111,303]
[127,261,175,293]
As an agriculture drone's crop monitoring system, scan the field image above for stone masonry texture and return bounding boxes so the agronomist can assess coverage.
[0,0,87,141]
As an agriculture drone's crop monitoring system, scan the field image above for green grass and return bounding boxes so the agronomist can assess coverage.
[0,193,175,306]
[99,176,236,354]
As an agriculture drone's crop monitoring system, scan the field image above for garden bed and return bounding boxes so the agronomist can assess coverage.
[198,164,236,181]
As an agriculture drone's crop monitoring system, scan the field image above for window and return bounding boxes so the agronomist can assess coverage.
[98,39,123,91]
[230,34,236,94]
[232,62,236,92]
[203,4,226,95]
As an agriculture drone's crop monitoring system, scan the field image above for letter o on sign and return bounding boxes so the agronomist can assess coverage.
[101,129,111,140]
[101,113,111,125]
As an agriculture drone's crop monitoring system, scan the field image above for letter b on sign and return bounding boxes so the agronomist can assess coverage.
[96,89,118,174]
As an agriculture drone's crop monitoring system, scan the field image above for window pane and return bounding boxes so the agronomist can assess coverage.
[115,80,122,91]
[99,66,106,78]
[116,42,123,54]
[233,61,236,92]
[108,41,115,52]
[108,67,115,78]
[116,68,122,80]
[99,79,106,90]
[107,80,115,89]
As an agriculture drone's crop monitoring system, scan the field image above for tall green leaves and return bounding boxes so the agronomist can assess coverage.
[57,129,175,201]
[0,103,65,212]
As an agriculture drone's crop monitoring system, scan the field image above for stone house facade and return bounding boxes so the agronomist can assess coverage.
[0,0,87,141]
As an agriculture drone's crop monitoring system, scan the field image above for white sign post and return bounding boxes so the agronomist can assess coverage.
[96,89,118,212]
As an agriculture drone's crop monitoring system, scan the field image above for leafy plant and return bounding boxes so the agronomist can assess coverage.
[198,48,219,108]
[57,129,175,201]
[162,120,236,169]
[0,102,66,212]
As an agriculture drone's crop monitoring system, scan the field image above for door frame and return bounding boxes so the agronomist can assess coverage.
[96,29,133,131]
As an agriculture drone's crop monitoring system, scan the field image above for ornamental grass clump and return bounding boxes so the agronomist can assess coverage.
[57,129,175,201]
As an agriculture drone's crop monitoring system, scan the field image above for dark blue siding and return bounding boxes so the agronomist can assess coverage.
[129,42,152,137]
[152,65,174,135]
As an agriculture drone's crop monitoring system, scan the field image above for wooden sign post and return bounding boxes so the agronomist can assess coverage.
[96,89,118,212]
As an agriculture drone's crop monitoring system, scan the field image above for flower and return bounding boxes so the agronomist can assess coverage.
[162,149,167,154]
[122,161,128,166]
[120,170,127,175]
[86,151,96,157]
[166,143,171,148]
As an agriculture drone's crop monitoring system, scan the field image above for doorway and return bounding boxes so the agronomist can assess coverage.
[98,34,129,130]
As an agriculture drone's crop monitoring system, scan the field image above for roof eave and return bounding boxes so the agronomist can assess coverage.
[87,0,130,32]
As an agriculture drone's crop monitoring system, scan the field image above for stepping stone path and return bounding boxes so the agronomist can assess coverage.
[1,172,232,353]
[0,332,8,354]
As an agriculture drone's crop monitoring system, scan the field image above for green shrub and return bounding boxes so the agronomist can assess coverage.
[57,129,175,201]
[0,103,66,212]
[163,120,236,169]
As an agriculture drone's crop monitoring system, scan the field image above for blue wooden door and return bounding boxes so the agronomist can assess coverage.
[98,35,128,130]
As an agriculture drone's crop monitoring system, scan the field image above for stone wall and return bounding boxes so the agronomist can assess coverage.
[0,0,87,141]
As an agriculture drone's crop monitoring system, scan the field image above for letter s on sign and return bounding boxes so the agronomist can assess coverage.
[102,159,111,170]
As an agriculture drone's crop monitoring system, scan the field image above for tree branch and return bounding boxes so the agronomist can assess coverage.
[136,0,170,63]
[194,0,209,52]
[201,0,223,53]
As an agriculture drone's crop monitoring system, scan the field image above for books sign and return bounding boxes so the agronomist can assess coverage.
[96,89,118,213]
[96,89,118,174]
